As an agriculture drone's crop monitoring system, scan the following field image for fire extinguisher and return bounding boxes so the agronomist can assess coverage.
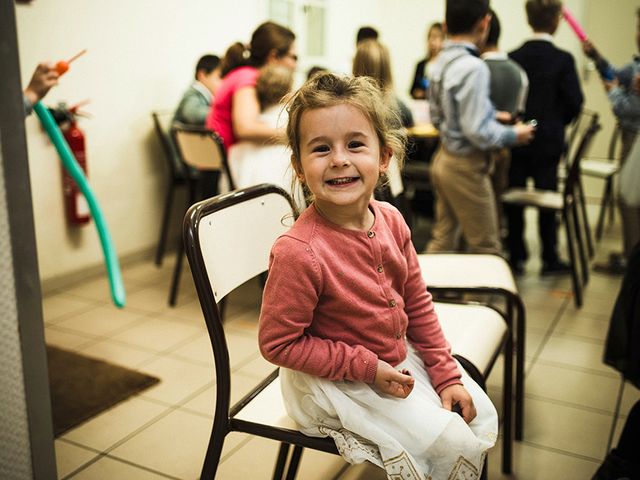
[52,103,91,225]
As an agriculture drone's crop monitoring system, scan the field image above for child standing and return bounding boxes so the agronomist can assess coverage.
[258,73,498,479]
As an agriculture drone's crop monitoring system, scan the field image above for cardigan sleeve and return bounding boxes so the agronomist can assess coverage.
[258,236,378,383]
[397,219,462,394]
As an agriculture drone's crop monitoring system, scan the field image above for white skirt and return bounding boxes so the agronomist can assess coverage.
[280,343,498,480]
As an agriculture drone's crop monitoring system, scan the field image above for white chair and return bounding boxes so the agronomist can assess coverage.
[168,123,236,307]
[417,252,526,447]
[580,125,621,241]
[183,184,515,478]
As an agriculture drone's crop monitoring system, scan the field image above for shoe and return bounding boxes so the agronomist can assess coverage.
[541,259,572,275]
[509,260,525,276]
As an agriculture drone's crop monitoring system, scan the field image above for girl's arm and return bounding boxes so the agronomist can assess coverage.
[258,237,378,383]
[398,221,462,394]
[232,86,286,143]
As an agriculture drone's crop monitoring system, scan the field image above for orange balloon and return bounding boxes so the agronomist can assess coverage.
[55,61,69,75]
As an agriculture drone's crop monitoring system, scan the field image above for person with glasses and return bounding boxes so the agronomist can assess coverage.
[206,21,297,153]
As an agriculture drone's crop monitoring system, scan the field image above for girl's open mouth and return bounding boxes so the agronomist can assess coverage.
[326,177,359,186]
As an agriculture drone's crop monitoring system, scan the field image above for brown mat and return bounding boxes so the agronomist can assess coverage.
[47,345,160,436]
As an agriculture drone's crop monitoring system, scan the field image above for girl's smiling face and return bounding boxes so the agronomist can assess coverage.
[296,103,391,223]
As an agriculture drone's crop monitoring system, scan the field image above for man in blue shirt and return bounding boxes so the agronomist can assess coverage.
[427,0,535,254]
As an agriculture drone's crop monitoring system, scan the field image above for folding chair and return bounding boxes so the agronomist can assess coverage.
[183,184,515,477]
[168,123,235,306]
[417,252,526,446]
[151,111,199,266]
[502,114,601,308]
[580,125,621,241]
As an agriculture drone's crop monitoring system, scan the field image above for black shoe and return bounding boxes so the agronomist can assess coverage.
[541,259,572,275]
[509,260,525,276]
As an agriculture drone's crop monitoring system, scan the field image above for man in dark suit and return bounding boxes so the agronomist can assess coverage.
[507,0,584,275]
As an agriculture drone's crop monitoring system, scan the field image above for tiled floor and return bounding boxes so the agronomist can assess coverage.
[44,203,638,479]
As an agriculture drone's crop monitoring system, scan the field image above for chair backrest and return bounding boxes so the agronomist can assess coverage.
[171,123,236,190]
[152,110,188,179]
[184,184,296,411]
[565,109,599,164]
[564,113,601,197]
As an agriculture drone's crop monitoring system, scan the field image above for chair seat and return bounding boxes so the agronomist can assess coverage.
[436,302,507,377]
[580,159,619,178]
[418,254,517,293]
[234,303,506,433]
[501,188,563,210]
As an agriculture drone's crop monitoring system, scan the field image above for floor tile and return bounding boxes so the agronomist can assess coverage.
[54,440,99,479]
[70,455,172,479]
[62,397,169,452]
[75,338,158,368]
[109,316,201,354]
[44,326,98,351]
[526,362,623,412]
[537,335,619,375]
[521,396,612,459]
[53,304,149,338]
[108,408,212,480]
[486,438,600,480]
[42,293,97,325]
[137,355,213,405]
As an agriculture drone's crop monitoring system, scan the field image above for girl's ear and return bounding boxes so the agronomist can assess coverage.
[379,146,393,174]
[292,154,305,182]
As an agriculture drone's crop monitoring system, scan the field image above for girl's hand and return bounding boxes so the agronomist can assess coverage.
[440,384,476,424]
[374,360,414,398]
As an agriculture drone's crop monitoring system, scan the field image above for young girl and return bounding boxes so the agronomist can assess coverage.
[258,73,497,479]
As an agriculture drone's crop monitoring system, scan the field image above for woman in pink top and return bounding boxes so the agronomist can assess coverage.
[206,21,297,151]
[258,73,498,479]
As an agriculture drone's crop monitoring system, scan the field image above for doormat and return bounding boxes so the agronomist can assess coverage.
[47,345,160,436]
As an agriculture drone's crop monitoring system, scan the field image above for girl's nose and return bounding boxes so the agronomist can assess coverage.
[330,148,350,167]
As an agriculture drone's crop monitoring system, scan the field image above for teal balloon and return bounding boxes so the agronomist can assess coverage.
[34,102,126,308]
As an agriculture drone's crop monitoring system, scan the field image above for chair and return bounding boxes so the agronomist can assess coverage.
[502,114,601,308]
[183,184,515,477]
[417,252,526,445]
[151,111,199,267]
[580,125,621,241]
[168,123,235,306]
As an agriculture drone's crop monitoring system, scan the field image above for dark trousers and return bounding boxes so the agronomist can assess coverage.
[506,150,560,264]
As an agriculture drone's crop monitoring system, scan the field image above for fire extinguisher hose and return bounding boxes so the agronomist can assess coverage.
[34,101,126,308]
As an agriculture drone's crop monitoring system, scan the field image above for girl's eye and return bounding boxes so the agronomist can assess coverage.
[348,141,365,149]
[312,145,329,153]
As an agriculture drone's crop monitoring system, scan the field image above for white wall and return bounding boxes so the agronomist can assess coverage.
[16,0,627,285]
[16,0,267,284]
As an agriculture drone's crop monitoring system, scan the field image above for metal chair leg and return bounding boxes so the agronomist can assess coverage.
[201,426,228,480]
[272,443,291,480]
[513,297,526,442]
[168,179,198,307]
[168,237,184,307]
[564,206,583,308]
[155,182,176,266]
[502,334,514,474]
[577,180,594,258]
[284,446,304,480]
[595,179,612,241]
[572,201,590,286]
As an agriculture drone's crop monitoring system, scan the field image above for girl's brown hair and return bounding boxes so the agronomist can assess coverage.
[285,73,406,193]
[219,22,295,78]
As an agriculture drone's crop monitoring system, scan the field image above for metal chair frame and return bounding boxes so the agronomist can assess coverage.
[168,123,235,307]
[502,115,602,308]
[184,184,512,478]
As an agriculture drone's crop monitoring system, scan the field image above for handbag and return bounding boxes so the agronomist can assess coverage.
[619,135,640,207]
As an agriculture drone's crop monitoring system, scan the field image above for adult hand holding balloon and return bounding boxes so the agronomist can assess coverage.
[33,51,126,308]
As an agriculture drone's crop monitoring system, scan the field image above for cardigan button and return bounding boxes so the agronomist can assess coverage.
[376,265,384,273]
[367,231,375,238]
[395,333,402,339]
[388,299,396,307]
